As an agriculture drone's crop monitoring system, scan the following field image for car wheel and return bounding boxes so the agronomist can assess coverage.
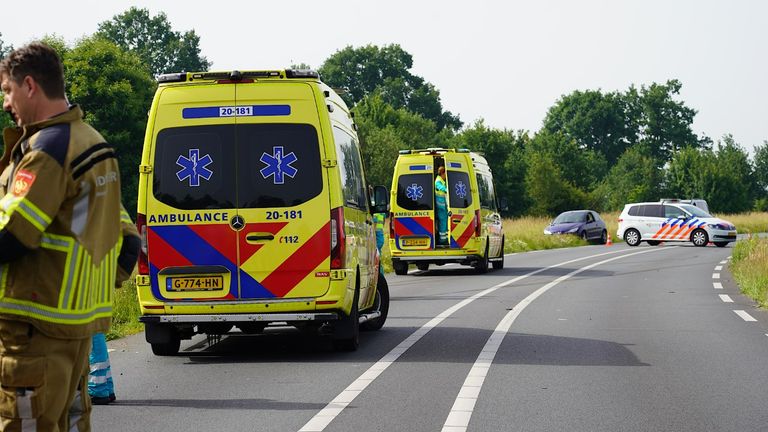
[714,241,728,248]
[492,237,505,270]
[581,231,588,241]
[600,230,607,245]
[475,242,489,274]
[646,240,661,246]
[151,335,180,356]
[691,229,709,247]
[333,283,360,351]
[361,273,389,331]
[624,229,641,246]
[393,260,408,275]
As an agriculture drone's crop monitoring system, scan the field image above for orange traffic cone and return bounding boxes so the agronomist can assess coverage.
[606,234,613,246]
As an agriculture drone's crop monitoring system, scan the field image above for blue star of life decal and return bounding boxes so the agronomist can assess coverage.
[260,146,298,185]
[455,181,467,199]
[406,183,424,201]
[176,149,213,187]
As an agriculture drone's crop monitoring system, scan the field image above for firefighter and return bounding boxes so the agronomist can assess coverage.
[435,166,449,245]
[0,43,123,431]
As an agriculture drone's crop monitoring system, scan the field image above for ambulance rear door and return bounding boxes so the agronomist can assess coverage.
[444,153,476,249]
[146,84,240,302]
[392,155,435,251]
[233,81,331,300]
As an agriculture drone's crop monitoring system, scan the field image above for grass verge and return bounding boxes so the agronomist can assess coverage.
[107,280,143,341]
[730,235,768,308]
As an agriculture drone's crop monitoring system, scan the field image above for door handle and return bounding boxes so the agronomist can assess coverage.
[246,233,274,243]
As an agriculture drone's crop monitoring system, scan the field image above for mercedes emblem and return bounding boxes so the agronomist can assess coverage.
[230,215,245,231]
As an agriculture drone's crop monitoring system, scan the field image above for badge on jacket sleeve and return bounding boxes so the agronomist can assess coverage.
[12,170,36,196]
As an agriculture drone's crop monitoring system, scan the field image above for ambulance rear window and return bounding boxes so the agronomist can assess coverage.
[397,174,434,211]
[152,124,322,210]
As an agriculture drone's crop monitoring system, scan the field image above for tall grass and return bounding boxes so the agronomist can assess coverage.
[107,280,143,341]
[730,235,768,308]
[713,212,768,234]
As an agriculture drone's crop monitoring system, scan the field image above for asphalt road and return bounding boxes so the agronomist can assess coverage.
[93,242,768,431]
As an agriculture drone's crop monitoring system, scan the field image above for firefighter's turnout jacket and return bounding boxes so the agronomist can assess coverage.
[0,106,122,339]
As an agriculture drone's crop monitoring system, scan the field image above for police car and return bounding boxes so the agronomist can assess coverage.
[617,201,737,247]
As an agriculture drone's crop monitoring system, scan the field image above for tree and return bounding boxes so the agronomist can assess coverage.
[64,36,156,214]
[542,89,636,165]
[0,32,12,58]
[451,120,530,216]
[754,141,768,193]
[97,7,211,76]
[593,146,663,211]
[665,136,754,213]
[628,80,705,162]
[526,130,607,192]
[319,44,462,131]
[525,151,588,216]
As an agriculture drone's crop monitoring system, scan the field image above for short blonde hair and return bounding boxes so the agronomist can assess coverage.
[437,166,445,176]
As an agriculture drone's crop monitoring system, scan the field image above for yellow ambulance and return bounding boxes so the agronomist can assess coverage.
[135,70,389,355]
[389,148,504,274]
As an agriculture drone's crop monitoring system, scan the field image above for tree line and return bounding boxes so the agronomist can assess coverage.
[2,8,767,216]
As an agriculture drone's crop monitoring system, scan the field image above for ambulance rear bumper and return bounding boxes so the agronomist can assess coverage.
[140,312,339,324]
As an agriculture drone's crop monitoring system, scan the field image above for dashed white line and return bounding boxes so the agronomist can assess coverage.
[712,273,721,279]
[718,294,733,303]
[440,247,669,432]
[719,260,728,264]
[714,265,723,271]
[734,310,757,322]
[713,282,723,289]
[298,248,644,432]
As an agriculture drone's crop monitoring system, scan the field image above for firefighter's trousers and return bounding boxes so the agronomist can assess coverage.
[0,319,91,432]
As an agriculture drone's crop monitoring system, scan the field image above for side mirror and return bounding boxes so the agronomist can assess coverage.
[498,197,509,212]
[371,185,389,215]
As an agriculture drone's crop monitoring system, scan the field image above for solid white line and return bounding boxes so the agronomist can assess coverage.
[297,247,639,432]
[734,310,757,322]
[719,294,733,303]
[440,247,670,432]
[712,273,721,279]
[713,282,723,289]
[715,265,723,271]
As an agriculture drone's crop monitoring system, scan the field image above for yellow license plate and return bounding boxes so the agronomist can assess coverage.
[167,276,224,291]
[402,238,429,247]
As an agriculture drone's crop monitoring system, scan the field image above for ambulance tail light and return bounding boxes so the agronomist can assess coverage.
[137,213,149,275]
[389,211,395,238]
[330,207,346,269]
[475,209,482,237]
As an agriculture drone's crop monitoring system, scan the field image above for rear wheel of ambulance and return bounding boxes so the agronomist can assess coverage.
[333,283,360,351]
[147,324,181,356]
[492,236,505,270]
[475,242,490,274]
[393,260,408,275]
[361,273,389,332]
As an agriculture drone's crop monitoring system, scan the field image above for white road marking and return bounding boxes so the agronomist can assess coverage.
[712,273,720,279]
[298,247,639,432]
[734,310,757,322]
[713,282,723,289]
[440,247,669,432]
[715,265,723,271]
[719,260,727,264]
[719,295,733,303]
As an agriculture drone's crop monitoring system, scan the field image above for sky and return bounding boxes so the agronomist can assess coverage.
[3,0,766,155]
